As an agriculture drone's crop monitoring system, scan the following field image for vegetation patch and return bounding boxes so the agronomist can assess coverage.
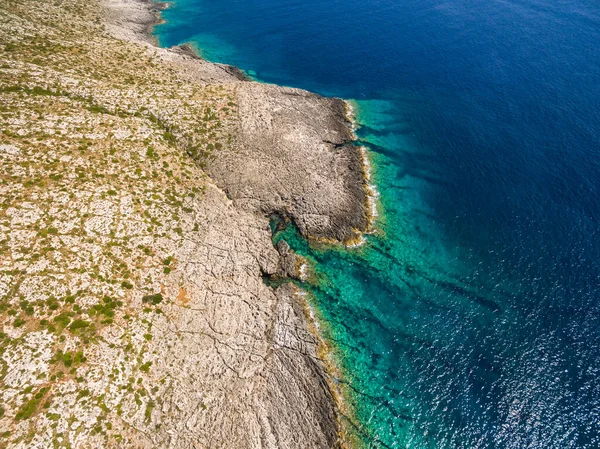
[142,293,163,305]
[15,387,50,420]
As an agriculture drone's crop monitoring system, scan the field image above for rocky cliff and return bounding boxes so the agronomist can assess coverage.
[0,0,367,447]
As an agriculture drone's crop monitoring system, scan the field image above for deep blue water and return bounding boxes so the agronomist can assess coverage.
[155,0,600,447]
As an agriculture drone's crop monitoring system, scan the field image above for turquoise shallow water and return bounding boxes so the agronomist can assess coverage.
[155,0,600,447]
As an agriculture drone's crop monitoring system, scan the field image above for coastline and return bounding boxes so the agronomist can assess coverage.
[0,0,378,445]
[343,101,380,247]
[140,0,380,445]
[141,0,377,245]
[104,0,377,446]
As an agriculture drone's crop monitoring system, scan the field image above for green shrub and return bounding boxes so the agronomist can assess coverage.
[139,362,152,373]
[15,398,41,420]
[13,317,26,327]
[53,312,72,329]
[86,104,111,115]
[68,319,90,332]
[142,293,163,305]
[15,387,49,420]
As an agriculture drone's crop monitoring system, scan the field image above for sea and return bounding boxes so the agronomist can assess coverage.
[154,0,600,447]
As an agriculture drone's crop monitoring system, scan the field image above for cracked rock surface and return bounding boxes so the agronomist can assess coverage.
[0,0,366,447]
[208,83,368,243]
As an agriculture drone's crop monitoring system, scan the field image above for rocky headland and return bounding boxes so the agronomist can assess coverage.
[0,0,369,447]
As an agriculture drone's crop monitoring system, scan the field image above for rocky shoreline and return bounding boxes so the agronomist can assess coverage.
[0,0,370,447]
[107,0,371,244]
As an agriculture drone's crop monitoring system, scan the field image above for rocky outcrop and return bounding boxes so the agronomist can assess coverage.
[209,83,368,243]
[276,240,302,279]
[0,0,366,447]
[104,0,369,243]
